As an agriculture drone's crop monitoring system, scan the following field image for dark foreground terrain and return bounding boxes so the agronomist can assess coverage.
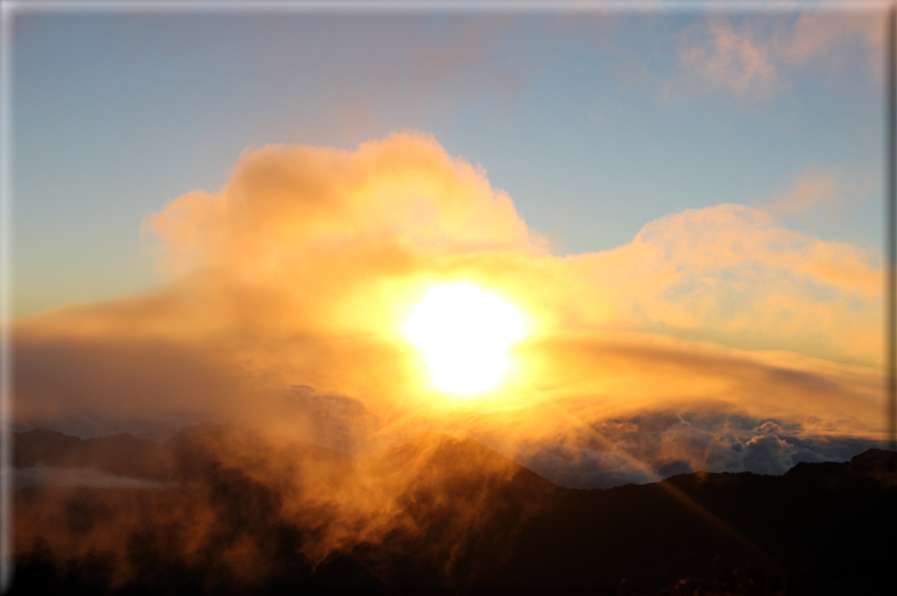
[10,425,897,595]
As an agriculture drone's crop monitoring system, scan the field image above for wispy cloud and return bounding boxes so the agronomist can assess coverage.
[763,171,839,216]
[677,8,883,101]
[679,18,779,100]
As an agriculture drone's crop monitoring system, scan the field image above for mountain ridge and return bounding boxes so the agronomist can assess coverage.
[11,426,897,595]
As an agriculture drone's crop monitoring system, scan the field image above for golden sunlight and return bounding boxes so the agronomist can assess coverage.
[401,282,527,396]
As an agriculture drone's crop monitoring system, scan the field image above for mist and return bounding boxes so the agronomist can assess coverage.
[10,130,890,595]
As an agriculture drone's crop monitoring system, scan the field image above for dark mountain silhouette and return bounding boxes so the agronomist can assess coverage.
[162,422,353,484]
[15,428,171,479]
[11,426,897,595]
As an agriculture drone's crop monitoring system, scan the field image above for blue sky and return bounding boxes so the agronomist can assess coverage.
[9,2,887,317]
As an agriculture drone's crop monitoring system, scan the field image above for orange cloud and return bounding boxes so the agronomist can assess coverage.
[14,131,885,463]
[554,204,881,366]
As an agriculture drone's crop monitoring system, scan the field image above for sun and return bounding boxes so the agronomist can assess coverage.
[401,282,527,396]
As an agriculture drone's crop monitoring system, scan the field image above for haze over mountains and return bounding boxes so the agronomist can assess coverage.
[11,130,889,595]
[11,424,896,595]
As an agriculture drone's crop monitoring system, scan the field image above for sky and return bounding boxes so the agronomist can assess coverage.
[12,2,886,316]
[5,1,893,485]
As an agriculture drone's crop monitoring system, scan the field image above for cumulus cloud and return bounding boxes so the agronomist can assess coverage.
[14,131,885,481]
[551,204,882,365]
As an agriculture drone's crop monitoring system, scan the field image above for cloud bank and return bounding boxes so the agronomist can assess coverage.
[14,131,885,483]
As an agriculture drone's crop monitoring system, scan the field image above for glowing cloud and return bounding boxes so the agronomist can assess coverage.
[13,131,885,467]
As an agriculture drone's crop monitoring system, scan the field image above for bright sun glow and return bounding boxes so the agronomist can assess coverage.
[402,282,527,396]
